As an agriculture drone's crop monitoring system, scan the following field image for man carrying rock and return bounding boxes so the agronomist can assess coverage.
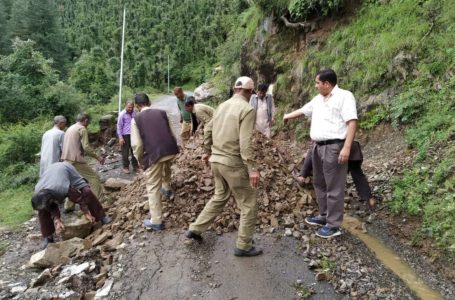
[184,96,214,134]
[61,113,105,212]
[283,69,358,238]
[131,93,181,231]
[174,86,193,143]
[249,83,276,138]
[39,115,67,177]
[117,100,139,174]
[185,76,262,257]
[32,162,111,249]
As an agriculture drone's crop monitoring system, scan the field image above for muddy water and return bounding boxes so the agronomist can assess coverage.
[343,215,443,300]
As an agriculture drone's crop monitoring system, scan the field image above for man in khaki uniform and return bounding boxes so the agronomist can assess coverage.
[131,93,181,231]
[184,97,214,134]
[174,87,192,142]
[185,76,262,257]
[61,113,105,211]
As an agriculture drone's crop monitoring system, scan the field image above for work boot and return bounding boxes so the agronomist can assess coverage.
[234,247,263,257]
[101,216,112,225]
[143,219,165,231]
[160,188,173,199]
[41,236,54,250]
[185,230,203,243]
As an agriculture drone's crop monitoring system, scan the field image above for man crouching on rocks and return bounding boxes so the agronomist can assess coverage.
[32,162,112,249]
[185,76,262,257]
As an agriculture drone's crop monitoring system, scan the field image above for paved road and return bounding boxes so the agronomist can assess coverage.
[109,231,340,300]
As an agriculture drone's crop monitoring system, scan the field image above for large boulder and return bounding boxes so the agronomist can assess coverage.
[62,215,92,240]
[29,238,91,269]
[104,178,133,191]
[193,82,219,102]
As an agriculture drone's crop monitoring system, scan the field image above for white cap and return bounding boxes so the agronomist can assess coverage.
[233,76,254,90]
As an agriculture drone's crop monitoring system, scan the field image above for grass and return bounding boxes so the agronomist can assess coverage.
[291,282,314,299]
[0,185,34,229]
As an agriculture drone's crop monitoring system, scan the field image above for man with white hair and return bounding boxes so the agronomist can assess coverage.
[39,115,67,176]
[185,76,262,257]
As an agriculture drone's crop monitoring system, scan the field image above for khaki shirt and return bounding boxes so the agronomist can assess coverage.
[194,104,214,126]
[204,94,257,172]
[131,106,180,164]
[61,123,97,163]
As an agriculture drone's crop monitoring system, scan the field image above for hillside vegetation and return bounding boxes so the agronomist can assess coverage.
[219,0,454,254]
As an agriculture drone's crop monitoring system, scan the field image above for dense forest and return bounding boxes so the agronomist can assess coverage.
[0,0,454,257]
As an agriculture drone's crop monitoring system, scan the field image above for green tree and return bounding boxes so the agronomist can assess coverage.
[0,39,81,123]
[7,0,68,75]
[69,46,117,104]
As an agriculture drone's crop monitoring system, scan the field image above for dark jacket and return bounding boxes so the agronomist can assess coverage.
[134,109,179,170]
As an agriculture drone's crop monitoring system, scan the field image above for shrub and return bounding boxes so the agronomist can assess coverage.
[289,0,344,21]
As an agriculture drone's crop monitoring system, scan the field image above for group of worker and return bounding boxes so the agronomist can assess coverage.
[33,69,374,257]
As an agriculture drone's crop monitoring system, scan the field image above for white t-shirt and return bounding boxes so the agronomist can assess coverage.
[299,85,357,141]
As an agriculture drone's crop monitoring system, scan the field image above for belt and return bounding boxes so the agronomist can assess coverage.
[315,139,345,146]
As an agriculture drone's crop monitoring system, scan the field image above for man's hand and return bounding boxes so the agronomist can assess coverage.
[54,218,65,235]
[84,211,96,223]
[270,119,275,127]
[249,170,260,188]
[202,153,210,165]
[338,146,351,164]
[283,114,290,125]
[119,137,125,146]
[97,156,106,165]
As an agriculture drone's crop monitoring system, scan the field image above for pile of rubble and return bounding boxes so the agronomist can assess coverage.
[111,133,317,235]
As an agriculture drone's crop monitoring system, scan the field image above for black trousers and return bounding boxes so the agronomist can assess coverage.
[122,134,139,168]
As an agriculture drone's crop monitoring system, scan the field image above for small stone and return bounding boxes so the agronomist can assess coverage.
[10,285,27,294]
[285,228,293,236]
[315,272,327,281]
[31,269,52,287]
[292,230,302,239]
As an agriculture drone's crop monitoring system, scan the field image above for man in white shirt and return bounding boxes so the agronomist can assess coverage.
[283,69,358,238]
[39,116,66,177]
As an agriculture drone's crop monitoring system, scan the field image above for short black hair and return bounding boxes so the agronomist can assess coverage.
[316,69,337,86]
[185,96,196,107]
[134,92,150,105]
[31,189,53,211]
[257,83,268,93]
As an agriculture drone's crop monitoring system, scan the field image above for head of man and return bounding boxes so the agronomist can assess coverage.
[173,87,184,100]
[315,69,337,97]
[53,115,67,130]
[233,76,255,100]
[257,83,268,99]
[76,112,90,127]
[184,96,196,113]
[134,92,151,111]
[31,189,55,211]
[125,100,134,114]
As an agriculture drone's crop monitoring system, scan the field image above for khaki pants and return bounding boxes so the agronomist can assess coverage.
[181,121,192,142]
[144,155,175,224]
[64,161,103,210]
[190,162,257,251]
